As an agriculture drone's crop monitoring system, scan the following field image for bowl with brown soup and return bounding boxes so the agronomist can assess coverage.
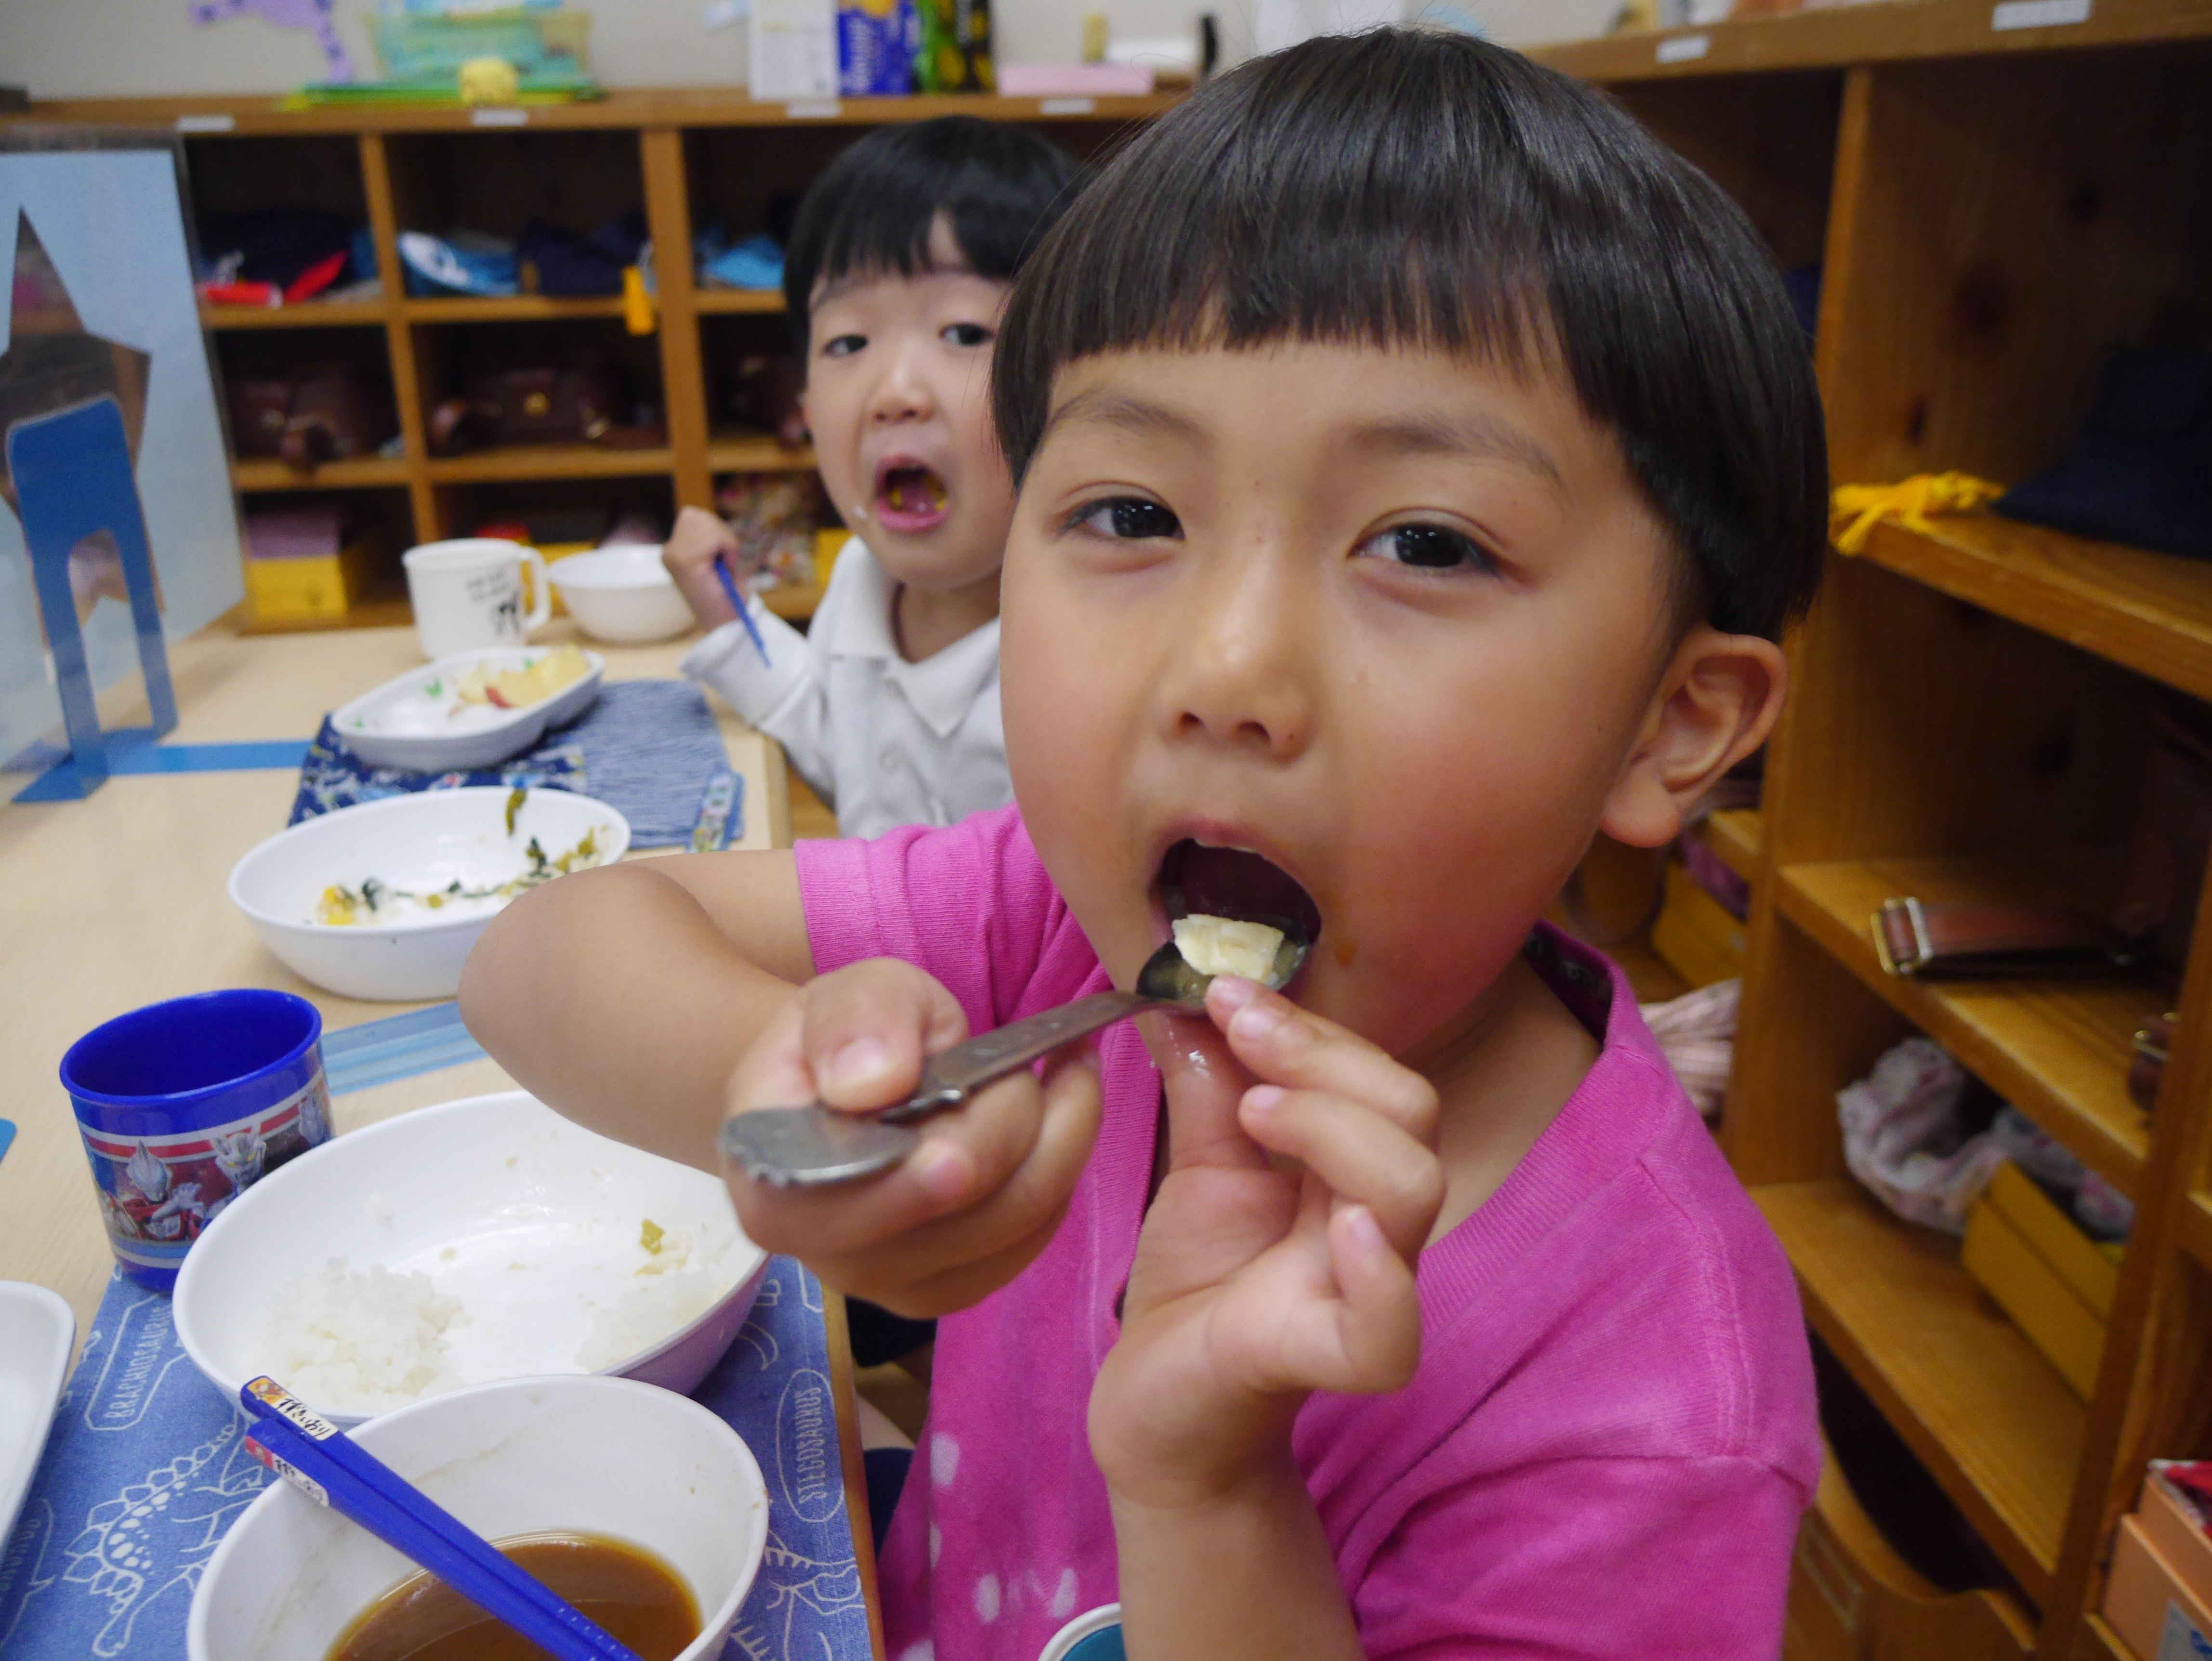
[187,1374,767,1661]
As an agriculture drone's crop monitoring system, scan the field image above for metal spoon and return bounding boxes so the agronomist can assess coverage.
[718,928,1310,1187]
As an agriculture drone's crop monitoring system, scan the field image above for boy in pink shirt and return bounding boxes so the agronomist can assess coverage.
[466,28,1829,1660]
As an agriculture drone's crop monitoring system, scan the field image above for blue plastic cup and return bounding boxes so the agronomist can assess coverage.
[61,989,332,1292]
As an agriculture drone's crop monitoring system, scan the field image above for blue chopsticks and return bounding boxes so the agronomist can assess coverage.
[713,555,772,666]
[238,1377,642,1661]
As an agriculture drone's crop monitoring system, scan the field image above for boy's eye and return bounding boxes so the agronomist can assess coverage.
[942,322,992,348]
[1356,523,1497,573]
[822,333,867,359]
[1073,498,1182,541]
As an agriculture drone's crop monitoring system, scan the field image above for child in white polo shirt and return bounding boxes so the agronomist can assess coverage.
[664,118,1080,839]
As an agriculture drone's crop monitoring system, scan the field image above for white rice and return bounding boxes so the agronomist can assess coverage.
[263,1257,471,1412]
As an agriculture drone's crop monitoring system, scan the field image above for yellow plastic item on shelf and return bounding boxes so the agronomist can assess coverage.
[1649,860,1746,990]
[1983,1160,2120,1319]
[244,535,381,623]
[622,265,655,335]
[1961,1188,2105,1399]
[457,56,522,106]
[1830,473,2007,555]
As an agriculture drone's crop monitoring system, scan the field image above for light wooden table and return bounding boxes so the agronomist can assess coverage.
[0,615,883,1654]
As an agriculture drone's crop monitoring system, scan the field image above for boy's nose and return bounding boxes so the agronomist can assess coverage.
[1156,557,1315,762]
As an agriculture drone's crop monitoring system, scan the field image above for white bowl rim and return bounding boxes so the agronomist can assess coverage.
[329,646,608,743]
[549,548,676,590]
[171,1090,766,1414]
[184,1371,769,1661]
[226,787,632,938]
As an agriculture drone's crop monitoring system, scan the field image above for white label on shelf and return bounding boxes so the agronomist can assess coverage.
[1991,0,2090,28]
[176,113,236,133]
[2160,1601,2212,1661]
[786,99,843,119]
[1656,33,1711,63]
[1039,97,1097,116]
[470,107,530,127]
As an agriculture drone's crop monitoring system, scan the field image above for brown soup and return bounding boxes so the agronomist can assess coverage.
[326,1531,700,1661]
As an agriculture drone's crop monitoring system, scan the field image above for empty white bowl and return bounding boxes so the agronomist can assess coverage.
[0,1283,74,1549]
[331,646,605,773]
[174,1092,769,1430]
[229,787,630,1001]
[551,545,695,644]
[187,1373,769,1661]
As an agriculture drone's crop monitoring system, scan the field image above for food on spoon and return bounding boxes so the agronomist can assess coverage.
[313,827,606,926]
[453,644,591,711]
[1172,914,1287,981]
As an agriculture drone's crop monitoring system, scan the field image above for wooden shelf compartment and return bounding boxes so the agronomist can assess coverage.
[2079,1612,2136,1661]
[401,294,632,323]
[233,456,413,492]
[1705,808,1763,882]
[1534,0,2212,86]
[694,288,786,315]
[14,90,1185,138]
[423,444,673,483]
[761,581,825,622]
[707,431,815,473]
[1756,1179,2084,1602]
[203,298,389,330]
[1776,854,2159,1195]
[2178,1193,2212,1276]
[1854,515,2212,709]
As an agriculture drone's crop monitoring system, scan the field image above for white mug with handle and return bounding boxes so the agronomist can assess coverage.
[402,539,551,660]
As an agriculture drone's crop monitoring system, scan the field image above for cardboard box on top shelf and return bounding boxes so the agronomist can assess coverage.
[2137,1466,2212,1613]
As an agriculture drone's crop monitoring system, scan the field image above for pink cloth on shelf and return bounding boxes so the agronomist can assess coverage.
[795,805,1819,1661]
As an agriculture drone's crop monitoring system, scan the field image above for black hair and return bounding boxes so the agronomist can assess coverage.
[784,117,1084,357]
[992,30,1828,640]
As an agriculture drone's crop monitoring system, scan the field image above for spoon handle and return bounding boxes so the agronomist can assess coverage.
[718,990,1155,1187]
[891,990,1153,1119]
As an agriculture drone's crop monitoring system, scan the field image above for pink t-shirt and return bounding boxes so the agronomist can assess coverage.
[796,806,1819,1661]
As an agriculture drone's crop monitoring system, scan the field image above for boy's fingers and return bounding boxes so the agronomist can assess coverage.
[1321,1205,1423,1393]
[726,1046,1100,1275]
[798,959,971,1111]
[1140,1009,1266,1176]
[1206,980,1437,1143]
[1238,1085,1443,1257]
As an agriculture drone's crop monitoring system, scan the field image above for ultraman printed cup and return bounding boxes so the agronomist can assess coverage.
[402,537,552,660]
[61,989,331,1292]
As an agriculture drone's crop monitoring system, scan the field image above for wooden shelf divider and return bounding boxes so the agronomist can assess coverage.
[1776,856,2157,1194]
[706,432,816,474]
[233,456,413,492]
[1703,808,1763,883]
[1756,1179,2083,1602]
[423,443,676,484]
[694,288,787,314]
[1853,515,2212,709]
[203,298,389,330]
[400,294,632,323]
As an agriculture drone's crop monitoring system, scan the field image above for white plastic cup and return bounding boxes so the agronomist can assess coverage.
[402,538,551,659]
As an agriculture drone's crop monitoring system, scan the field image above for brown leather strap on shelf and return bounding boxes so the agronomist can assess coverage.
[1870,896,2139,978]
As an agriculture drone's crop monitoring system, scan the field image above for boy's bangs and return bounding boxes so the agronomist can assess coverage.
[994,30,1830,641]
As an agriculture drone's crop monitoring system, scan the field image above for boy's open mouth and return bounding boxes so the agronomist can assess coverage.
[872,460,950,534]
[1156,839,1323,951]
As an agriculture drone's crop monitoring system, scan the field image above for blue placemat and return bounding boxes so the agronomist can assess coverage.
[290,680,743,850]
[0,1258,870,1661]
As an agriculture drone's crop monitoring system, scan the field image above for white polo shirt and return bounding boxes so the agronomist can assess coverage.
[679,539,1012,840]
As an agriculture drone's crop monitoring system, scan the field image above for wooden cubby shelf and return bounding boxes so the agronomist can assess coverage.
[7,90,1175,628]
[1756,1179,2083,1602]
[1564,10,2212,1651]
[422,444,675,484]
[1777,856,2157,1195]
[401,294,634,323]
[707,433,815,473]
[233,456,413,492]
[203,299,389,330]
[694,289,787,315]
[1854,517,2212,711]
[1704,808,1763,882]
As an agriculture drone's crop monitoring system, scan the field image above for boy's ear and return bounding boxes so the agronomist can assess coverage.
[1599,627,1787,849]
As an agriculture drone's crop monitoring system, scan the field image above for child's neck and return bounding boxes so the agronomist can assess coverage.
[1411,951,1601,1246]
[893,569,1001,663]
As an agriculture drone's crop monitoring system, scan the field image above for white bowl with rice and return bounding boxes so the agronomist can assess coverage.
[173,1092,767,1429]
